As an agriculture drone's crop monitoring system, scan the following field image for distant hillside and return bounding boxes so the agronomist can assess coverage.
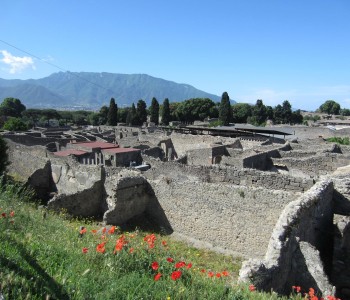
[0,72,226,109]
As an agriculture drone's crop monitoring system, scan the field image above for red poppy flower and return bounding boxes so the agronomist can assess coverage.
[1,212,6,218]
[129,248,134,253]
[154,273,162,281]
[208,271,214,278]
[91,229,97,234]
[186,263,192,269]
[102,227,106,234]
[9,211,14,217]
[108,226,116,234]
[82,247,88,254]
[222,270,229,277]
[96,242,106,253]
[249,284,256,291]
[175,261,186,269]
[216,273,221,278]
[200,269,206,273]
[151,261,159,270]
[80,228,87,235]
[167,257,174,263]
[162,240,167,246]
[171,270,182,281]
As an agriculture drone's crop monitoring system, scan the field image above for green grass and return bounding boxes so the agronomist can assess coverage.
[0,179,307,300]
[326,136,350,145]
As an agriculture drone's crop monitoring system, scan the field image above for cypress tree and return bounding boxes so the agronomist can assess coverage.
[219,92,233,126]
[136,99,147,126]
[161,98,171,125]
[150,97,160,125]
[107,98,118,126]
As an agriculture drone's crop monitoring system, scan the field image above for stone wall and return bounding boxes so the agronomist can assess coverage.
[272,154,350,178]
[148,178,296,258]
[144,162,314,192]
[3,133,73,148]
[239,180,335,297]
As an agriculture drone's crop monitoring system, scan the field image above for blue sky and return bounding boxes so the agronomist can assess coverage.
[1,0,350,111]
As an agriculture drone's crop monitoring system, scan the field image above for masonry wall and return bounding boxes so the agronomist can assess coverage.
[272,154,350,178]
[148,179,296,258]
[239,180,335,296]
[144,161,314,192]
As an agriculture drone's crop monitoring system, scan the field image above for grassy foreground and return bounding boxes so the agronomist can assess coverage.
[0,180,325,300]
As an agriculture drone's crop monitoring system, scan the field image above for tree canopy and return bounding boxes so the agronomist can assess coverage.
[0,98,26,118]
[0,136,8,174]
[161,98,171,125]
[150,97,160,125]
[219,92,233,126]
[319,100,341,115]
[107,98,118,126]
[174,98,217,122]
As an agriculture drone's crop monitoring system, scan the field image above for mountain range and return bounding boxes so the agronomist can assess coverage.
[0,72,225,110]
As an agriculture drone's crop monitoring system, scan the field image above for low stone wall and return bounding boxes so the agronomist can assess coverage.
[272,154,350,178]
[145,162,314,192]
[239,180,335,297]
[3,133,73,147]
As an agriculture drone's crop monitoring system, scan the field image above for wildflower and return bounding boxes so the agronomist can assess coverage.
[144,233,156,249]
[171,270,182,281]
[216,273,221,278]
[114,235,127,253]
[96,242,106,254]
[102,227,106,234]
[222,270,229,277]
[82,247,88,254]
[186,263,192,269]
[129,248,134,254]
[167,257,174,263]
[249,284,256,292]
[175,261,186,269]
[9,211,14,217]
[200,269,206,273]
[151,261,159,271]
[154,273,162,281]
[292,286,301,293]
[108,226,116,234]
[91,229,97,234]
[208,271,214,278]
[80,227,87,235]
[162,240,167,246]
[1,212,6,218]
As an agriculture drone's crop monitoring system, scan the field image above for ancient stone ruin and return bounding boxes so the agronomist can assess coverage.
[3,124,350,299]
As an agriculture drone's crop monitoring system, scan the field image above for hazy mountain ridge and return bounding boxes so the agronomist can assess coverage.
[0,72,224,109]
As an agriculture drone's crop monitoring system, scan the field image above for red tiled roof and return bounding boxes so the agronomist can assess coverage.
[102,147,140,154]
[70,141,119,149]
[53,150,87,157]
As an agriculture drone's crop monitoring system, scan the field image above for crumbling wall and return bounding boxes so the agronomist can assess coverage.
[149,178,296,258]
[145,162,314,192]
[272,154,350,178]
[239,180,335,297]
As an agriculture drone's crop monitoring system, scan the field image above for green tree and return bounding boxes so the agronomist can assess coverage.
[150,97,160,125]
[107,98,118,126]
[22,109,42,128]
[0,98,26,118]
[161,98,171,125]
[319,100,341,115]
[136,99,147,126]
[0,136,9,174]
[232,103,252,123]
[2,117,28,131]
[291,109,303,124]
[219,92,233,126]
[274,104,283,124]
[251,99,267,125]
[117,107,129,123]
[282,100,292,124]
[175,98,217,122]
[341,108,350,116]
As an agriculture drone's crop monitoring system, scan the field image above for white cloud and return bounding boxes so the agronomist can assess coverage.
[0,50,35,74]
